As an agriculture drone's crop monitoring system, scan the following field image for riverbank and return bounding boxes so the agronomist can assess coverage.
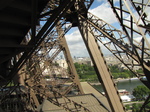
[89,77,139,85]
[92,78,143,93]
[117,77,139,82]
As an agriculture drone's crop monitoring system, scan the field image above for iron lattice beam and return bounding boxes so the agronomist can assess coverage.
[78,14,125,112]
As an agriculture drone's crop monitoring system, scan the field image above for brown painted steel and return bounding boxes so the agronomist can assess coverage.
[78,19,125,112]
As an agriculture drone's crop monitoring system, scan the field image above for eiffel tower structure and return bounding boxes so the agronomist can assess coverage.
[0,0,149,112]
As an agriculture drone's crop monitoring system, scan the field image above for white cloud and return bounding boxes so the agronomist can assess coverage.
[134,36,150,46]
[65,29,89,57]
[64,1,149,57]
[64,2,119,57]
[65,28,111,57]
[89,3,118,24]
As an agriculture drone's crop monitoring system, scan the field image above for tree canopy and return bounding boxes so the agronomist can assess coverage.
[74,62,97,82]
[74,63,137,82]
[108,65,134,79]
[132,85,150,101]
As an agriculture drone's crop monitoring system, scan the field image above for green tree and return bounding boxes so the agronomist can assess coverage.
[109,65,120,73]
[125,104,130,111]
[132,103,143,112]
[109,65,135,79]
[132,85,150,101]
[112,73,119,79]
[74,62,97,82]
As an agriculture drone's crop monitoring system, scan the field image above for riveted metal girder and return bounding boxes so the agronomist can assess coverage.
[57,25,84,94]
[78,18,125,112]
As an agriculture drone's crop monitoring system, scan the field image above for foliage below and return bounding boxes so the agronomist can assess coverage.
[132,103,150,112]
[74,63,139,82]
[74,62,98,82]
[131,85,150,111]
[109,65,135,79]
[125,85,150,111]
[132,85,150,101]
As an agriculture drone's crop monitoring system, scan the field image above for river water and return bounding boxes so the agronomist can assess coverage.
[92,79,144,94]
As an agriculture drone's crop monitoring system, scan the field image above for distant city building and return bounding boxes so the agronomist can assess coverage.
[105,55,120,65]
[73,57,93,66]
[55,55,150,71]
[39,59,69,79]
[55,59,68,69]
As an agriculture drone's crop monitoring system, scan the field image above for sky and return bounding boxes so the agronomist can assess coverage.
[64,0,150,57]
[65,0,118,57]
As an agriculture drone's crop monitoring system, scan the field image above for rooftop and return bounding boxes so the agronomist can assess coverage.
[41,94,109,112]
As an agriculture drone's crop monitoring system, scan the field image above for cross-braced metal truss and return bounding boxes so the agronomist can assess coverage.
[0,0,150,112]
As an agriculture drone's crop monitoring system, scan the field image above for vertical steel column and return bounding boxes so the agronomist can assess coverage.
[78,19,125,112]
[57,25,84,94]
